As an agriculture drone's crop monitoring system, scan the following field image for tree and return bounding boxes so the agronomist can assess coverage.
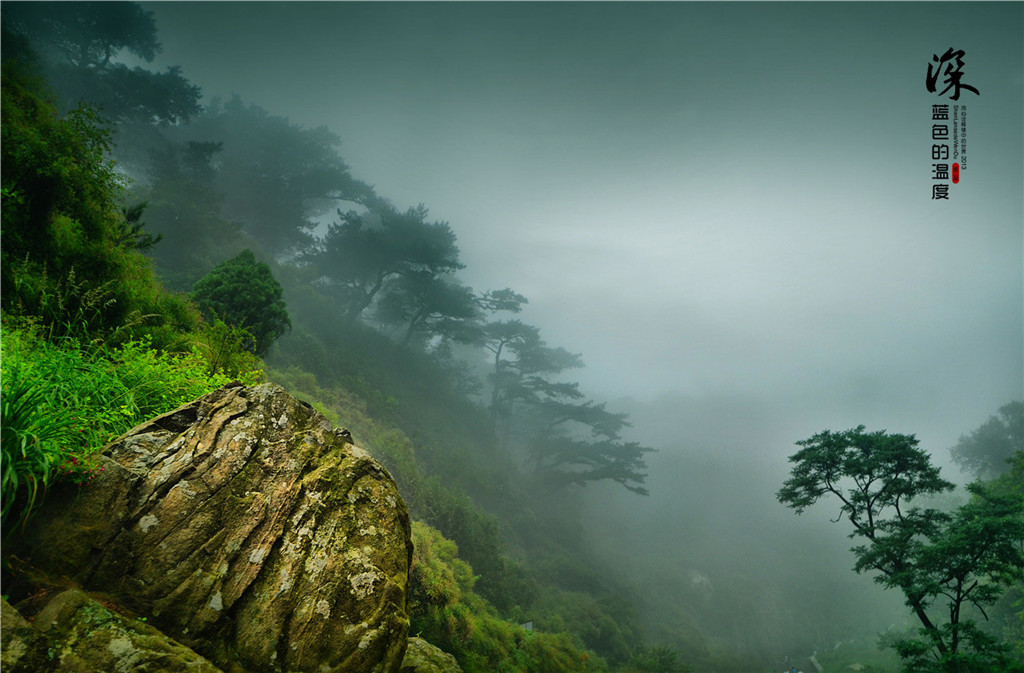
[527,396,651,496]
[777,426,1024,673]
[312,205,463,323]
[476,287,528,315]
[1,38,196,344]
[477,316,652,494]
[375,272,481,347]
[113,202,161,251]
[480,319,582,433]
[532,434,652,496]
[983,451,1024,665]
[176,96,376,254]
[191,250,290,356]
[136,139,244,291]
[3,2,201,124]
[951,401,1024,479]
[3,1,159,68]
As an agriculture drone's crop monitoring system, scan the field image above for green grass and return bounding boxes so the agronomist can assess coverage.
[0,319,262,529]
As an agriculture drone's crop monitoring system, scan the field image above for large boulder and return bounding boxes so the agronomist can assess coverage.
[8,382,413,673]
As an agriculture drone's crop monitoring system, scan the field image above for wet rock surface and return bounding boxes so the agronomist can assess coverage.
[3,590,224,673]
[8,383,414,673]
[400,637,463,673]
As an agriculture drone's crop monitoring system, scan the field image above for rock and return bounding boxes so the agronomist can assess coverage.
[8,588,224,672]
[1,598,50,672]
[400,638,463,673]
[10,383,413,673]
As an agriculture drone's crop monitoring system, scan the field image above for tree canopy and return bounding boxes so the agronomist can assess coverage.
[175,97,376,254]
[951,401,1024,479]
[376,272,481,348]
[311,205,463,323]
[3,2,201,125]
[191,249,291,356]
[778,426,1024,673]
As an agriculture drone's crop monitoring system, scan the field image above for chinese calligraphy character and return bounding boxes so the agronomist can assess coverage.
[932,185,949,200]
[932,164,950,180]
[932,124,949,140]
[927,48,980,100]
[931,104,949,120]
[932,145,949,160]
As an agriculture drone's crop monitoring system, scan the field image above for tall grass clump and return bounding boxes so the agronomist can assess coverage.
[0,367,78,529]
[0,320,263,529]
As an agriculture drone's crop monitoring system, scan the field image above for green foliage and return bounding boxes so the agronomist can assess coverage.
[623,646,691,673]
[778,426,1024,673]
[409,521,600,673]
[114,202,161,251]
[973,451,1024,667]
[1,366,79,529]
[1,54,123,273]
[180,318,266,381]
[311,204,463,323]
[951,401,1023,479]
[4,1,201,124]
[0,321,262,529]
[533,587,638,664]
[174,95,376,252]
[191,250,290,356]
[1,46,199,346]
[890,621,1016,673]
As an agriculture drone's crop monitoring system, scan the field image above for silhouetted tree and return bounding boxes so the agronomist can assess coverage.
[951,401,1024,479]
[177,97,376,254]
[312,205,463,323]
[527,395,651,495]
[476,287,528,315]
[478,315,652,494]
[4,2,201,124]
[376,272,480,347]
[482,320,582,430]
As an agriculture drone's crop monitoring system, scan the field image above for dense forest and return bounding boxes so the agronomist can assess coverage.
[2,4,1022,673]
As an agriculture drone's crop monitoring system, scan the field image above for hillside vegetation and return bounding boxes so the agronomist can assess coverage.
[4,6,1021,673]
[0,9,686,672]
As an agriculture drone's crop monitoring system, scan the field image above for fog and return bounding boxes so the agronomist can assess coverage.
[143,1,1022,449]
[13,1,1021,669]
[144,1,1021,666]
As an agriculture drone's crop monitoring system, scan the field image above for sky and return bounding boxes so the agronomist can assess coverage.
[142,1,1023,462]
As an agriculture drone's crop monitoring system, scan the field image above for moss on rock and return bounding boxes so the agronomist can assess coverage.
[8,383,413,673]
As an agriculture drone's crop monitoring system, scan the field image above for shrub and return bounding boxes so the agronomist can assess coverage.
[191,249,290,356]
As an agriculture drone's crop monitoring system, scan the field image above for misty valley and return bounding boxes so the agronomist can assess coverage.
[1,3,1022,673]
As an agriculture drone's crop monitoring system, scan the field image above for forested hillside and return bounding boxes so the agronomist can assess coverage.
[3,4,1021,673]
[0,5,670,671]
